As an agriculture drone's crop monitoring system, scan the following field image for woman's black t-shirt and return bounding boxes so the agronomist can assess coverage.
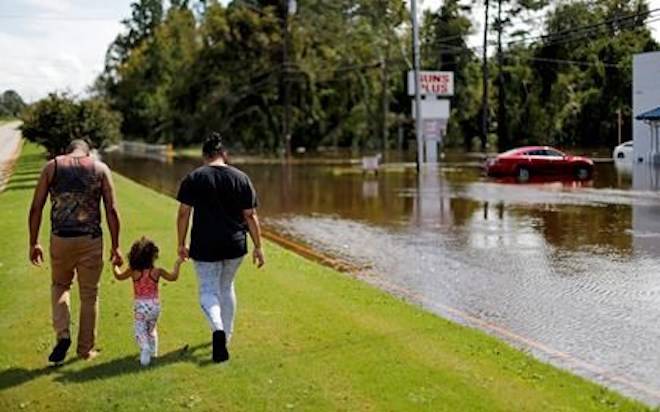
[176,165,258,261]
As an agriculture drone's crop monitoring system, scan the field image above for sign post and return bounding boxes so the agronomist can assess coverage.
[411,0,423,172]
[408,72,453,164]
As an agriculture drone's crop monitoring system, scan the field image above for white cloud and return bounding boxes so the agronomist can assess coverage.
[23,0,74,14]
[0,0,128,101]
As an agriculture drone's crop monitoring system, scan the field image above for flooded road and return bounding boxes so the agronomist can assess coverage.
[106,152,660,404]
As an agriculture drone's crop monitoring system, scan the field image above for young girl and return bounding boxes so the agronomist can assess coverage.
[113,237,183,366]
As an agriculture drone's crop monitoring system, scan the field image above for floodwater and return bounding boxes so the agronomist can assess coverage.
[105,151,660,404]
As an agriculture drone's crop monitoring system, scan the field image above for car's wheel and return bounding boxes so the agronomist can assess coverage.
[516,166,531,182]
[575,165,592,180]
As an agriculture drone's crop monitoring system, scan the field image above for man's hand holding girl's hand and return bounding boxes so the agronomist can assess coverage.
[110,247,124,267]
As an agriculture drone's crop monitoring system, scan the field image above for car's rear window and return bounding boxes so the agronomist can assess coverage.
[545,149,564,157]
[500,149,521,156]
[525,149,564,157]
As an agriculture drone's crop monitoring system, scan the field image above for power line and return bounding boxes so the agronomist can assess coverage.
[507,7,660,47]
[437,45,627,69]
[433,8,659,50]
[432,7,660,54]
[0,14,121,21]
[510,55,623,69]
[432,8,660,64]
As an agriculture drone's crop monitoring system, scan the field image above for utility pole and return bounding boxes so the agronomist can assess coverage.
[281,0,293,159]
[481,0,490,151]
[411,0,424,171]
[379,0,390,155]
[496,0,507,151]
[381,48,389,153]
[617,108,622,145]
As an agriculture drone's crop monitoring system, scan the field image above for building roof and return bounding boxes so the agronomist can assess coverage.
[636,106,660,121]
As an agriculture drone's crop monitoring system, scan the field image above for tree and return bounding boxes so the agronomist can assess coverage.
[0,90,27,117]
[105,0,164,73]
[95,0,659,153]
[100,0,411,152]
[103,4,198,143]
[525,0,658,147]
[20,93,122,156]
[492,0,548,150]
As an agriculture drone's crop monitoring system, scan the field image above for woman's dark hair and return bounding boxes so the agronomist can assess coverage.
[128,237,159,271]
[202,131,226,159]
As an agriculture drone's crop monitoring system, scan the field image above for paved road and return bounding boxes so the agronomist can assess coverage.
[0,121,23,191]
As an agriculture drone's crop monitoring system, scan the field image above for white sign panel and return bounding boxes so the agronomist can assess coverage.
[411,99,450,119]
[422,119,447,141]
[408,71,454,96]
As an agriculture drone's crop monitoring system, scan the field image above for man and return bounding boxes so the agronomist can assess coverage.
[29,139,122,363]
[176,132,264,363]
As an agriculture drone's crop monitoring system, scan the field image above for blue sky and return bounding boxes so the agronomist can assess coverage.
[1,0,659,102]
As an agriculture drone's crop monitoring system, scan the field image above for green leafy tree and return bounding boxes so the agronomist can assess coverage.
[0,90,27,117]
[100,0,412,151]
[20,93,121,156]
[95,0,659,153]
[527,0,658,147]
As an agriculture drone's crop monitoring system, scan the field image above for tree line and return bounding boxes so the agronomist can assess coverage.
[21,0,660,153]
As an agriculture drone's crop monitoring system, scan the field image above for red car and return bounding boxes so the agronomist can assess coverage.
[485,146,594,182]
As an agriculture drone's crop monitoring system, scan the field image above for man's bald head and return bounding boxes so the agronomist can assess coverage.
[67,139,90,155]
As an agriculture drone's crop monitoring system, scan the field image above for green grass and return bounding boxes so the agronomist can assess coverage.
[0,143,651,411]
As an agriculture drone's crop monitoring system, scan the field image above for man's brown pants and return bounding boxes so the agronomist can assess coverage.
[50,234,103,356]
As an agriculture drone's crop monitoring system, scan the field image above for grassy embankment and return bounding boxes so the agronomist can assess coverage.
[0,143,650,411]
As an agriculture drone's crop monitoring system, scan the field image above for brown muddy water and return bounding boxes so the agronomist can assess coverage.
[105,151,660,404]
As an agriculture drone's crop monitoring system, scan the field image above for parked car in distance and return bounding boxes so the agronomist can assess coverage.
[485,146,594,182]
[613,141,633,160]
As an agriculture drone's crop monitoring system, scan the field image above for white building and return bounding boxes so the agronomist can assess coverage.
[632,51,660,164]
[632,51,660,257]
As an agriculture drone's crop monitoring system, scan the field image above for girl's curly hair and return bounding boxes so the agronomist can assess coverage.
[128,237,159,271]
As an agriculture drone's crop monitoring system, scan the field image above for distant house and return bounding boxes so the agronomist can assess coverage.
[632,51,660,164]
[636,106,660,164]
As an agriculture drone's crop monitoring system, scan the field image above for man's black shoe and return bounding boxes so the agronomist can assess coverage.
[48,338,71,363]
[212,330,229,363]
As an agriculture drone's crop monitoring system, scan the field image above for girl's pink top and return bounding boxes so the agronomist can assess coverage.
[133,268,159,300]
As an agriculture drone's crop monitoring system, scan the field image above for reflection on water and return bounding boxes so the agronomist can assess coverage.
[106,152,660,404]
[633,162,660,261]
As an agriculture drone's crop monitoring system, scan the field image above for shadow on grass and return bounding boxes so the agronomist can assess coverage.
[16,154,45,164]
[0,344,211,389]
[3,183,37,192]
[10,170,41,177]
[0,358,79,391]
[54,343,210,383]
[7,176,39,185]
